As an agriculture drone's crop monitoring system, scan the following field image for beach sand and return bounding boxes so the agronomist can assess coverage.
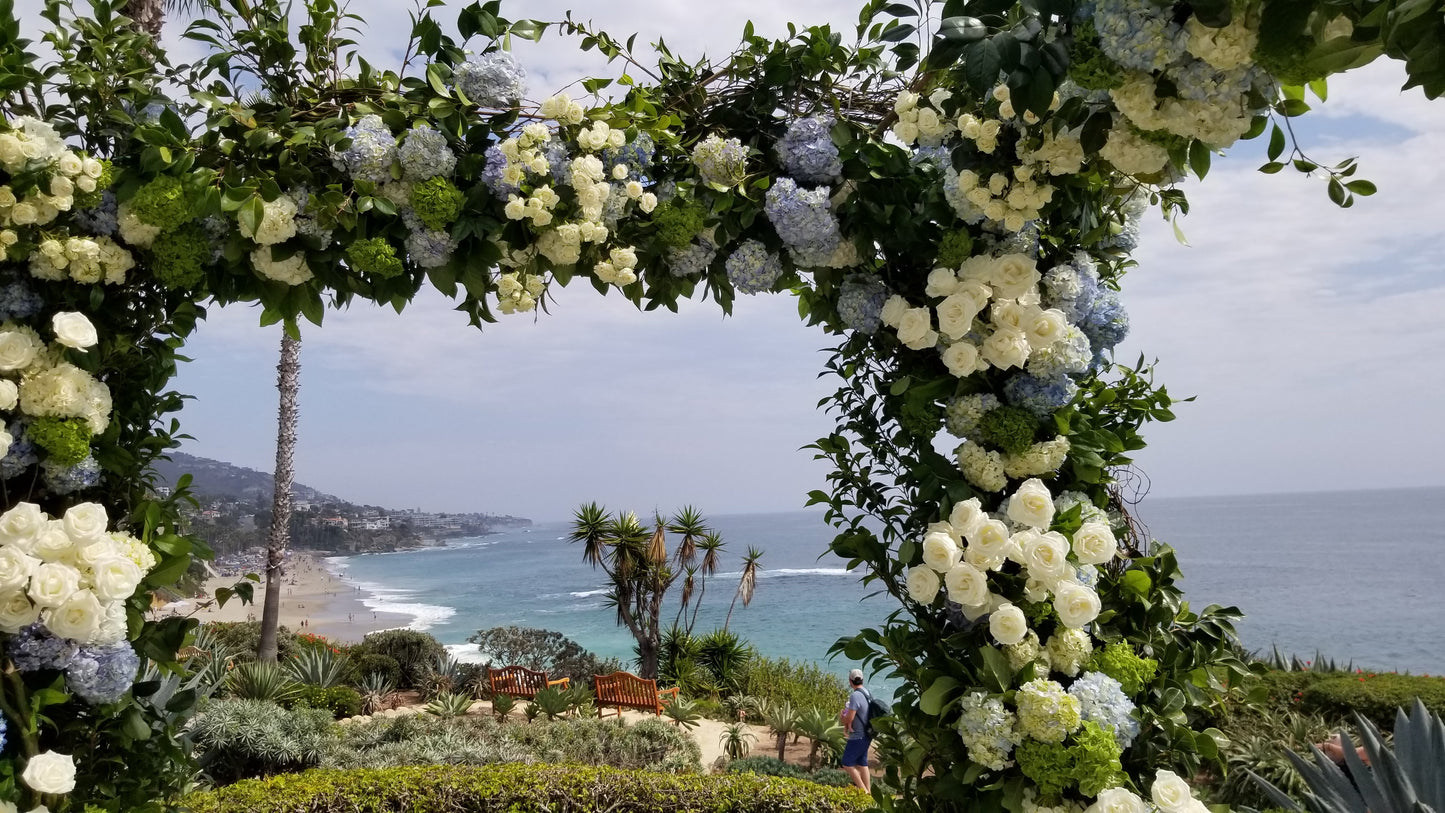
[155,552,412,643]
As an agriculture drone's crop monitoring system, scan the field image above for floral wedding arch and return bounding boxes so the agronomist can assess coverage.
[0,0,1438,808]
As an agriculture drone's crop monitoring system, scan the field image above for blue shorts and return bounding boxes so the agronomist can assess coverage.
[842,736,872,767]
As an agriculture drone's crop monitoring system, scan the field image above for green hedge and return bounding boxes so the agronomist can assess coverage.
[726,756,853,788]
[1299,673,1445,730]
[1255,670,1332,706]
[185,764,869,812]
[289,685,364,719]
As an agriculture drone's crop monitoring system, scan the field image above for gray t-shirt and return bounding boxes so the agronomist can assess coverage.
[845,688,869,741]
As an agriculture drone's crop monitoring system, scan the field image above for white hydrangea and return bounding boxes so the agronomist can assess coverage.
[955,440,1007,493]
[250,248,313,285]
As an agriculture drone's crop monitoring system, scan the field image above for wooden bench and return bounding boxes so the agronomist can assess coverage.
[592,670,680,717]
[487,665,570,700]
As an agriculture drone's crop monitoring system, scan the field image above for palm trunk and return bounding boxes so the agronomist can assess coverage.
[122,0,164,38]
[724,590,740,632]
[257,332,301,662]
[776,732,787,761]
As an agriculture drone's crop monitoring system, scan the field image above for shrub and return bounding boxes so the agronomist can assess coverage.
[1256,669,1332,707]
[287,647,351,688]
[1298,673,1445,730]
[226,661,301,704]
[184,764,870,813]
[469,626,623,687]
[738,655,848,714]
[353,630,445,690]
[289,685,364,720]
[203,621,301,663]
[727,757,857,788]
[351,653,401,688]
[188,699,335,785]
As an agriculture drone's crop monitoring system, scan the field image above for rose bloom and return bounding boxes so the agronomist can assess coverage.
[0,502,46,551]
[905,566,940,604]
[988,602,1029,645]
[980,327,1030,369]
[925,267,961,298]
[52,312,99,350]
[966,518,1011,559]
[1087,787,1148,813]
[1053,581,1102,628]
[936,292,981,339]
[921,531,961,572]
[944,562,989,606]
[28,561,81,608]
[879,295,909,328]
[896,307,938,351]
[1020,531,1073,584]
[20,751,77,795]
[0,328,41,372]
[0,588,39,633]
[990,253,1041,299]
[44,589,103,642]
[948,498,986,538]
[0,547,39,592]
[941,341,982,378]
[1006,478,1056,529]
[1150,770,1195,813]
[1026,309,1069,349]
[90,555,143,602]
[31,525,74,562]
[1071,520,1119,565]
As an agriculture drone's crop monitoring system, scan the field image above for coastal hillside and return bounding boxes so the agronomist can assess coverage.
[153,451,345,505]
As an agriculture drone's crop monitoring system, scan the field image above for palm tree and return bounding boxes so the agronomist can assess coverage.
[668,506,707,569]
[671,565,697,629]
[796,707,845,770]
[646,513,667,563]
[684,531,725,633]
[257,331,300,662]
[570,507,676,679]
[762,699,799,761]
[724,547,763,631]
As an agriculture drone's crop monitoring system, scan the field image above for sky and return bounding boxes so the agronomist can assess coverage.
[18,1,1445,522]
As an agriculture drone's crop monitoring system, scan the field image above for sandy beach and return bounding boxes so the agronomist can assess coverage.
[157,552,413,643]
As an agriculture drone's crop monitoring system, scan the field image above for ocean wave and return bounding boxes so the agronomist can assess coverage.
[569,588,608,598]
[324,563,457,632]
[714,567,856,579]
[445,643,487,664]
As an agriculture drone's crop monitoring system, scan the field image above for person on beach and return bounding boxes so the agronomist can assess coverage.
[839,668,873,792]
[1317,732,1370,787]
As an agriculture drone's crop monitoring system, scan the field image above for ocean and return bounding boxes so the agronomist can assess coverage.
[326,486,1445,683]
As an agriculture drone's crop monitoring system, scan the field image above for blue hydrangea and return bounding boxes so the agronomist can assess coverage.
[481,145,519,200]
[693,135,748,188]
[1172,60,1255,103]
[911,144,952,168]
[837,276,889,333]
[337,115,397,185]
[42,455,102,495]
[289,188,332,247]
[1092,0,1187,73]
[604,132,656,176]
[0,707,7,752]
[725,239,783,295]
[8,623,78,672]
[398,124,457,181]
[72,190,119,236]
[1028,326,1092,378]
[764,178,841,267]
[403,220,457,269]
[776,116,842,184]
[200,216,229,263]
[942,166,986,226]
[66,642,141,705]
[1,422,38,480]
[1004,373,1079,418]
[1043,255,1101,324]
[0,281,44,322]
[1067,671,1139,747]
[1081,287,1130,352]
[543,140,573,186]
[454,52,527,107]
[667,239,717,277]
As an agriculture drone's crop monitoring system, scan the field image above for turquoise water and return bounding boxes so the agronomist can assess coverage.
[329,486,1445,683]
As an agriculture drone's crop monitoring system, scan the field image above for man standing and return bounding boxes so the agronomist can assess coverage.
[839,668,873,792]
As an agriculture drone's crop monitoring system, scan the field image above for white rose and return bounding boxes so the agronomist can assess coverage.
[896,307,938,351]
[93,599,127,645]
[925,267,961,298]
[51,312,98,350]
[879,295,909,328]
[0,503,44,552]
[73,537,119,569]
[936,292,981,339]
[980,327,1031,369]
[948,498,985,539]
[31,525,74,563]
[1026,309,1069,349]
[1072,521,1119,566]
[43,589,102,642]
[90,555,143,602]
[967,518,1011,559]
[1150,770,1195,813]
[0,588,39,633]
[27,562,81,608]
[1021,531,1073,583]
[921,531,961,573]
[963,545,1005,572]
[0,547,39,592]
[1007,478,1056,529]
[944,562,989,606]
[988,602,1029,645]
[1087,787,1147,813]
[990,253,1040,300]
[0,329,41,372]
[906,566,941,604]
[990,300,1033,332]
[0,379,19,410]
[20,751,76,795]
[942,341,982,378]
[1053,581,1102,628]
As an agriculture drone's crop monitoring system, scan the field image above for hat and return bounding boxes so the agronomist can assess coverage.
[848,669,864,683]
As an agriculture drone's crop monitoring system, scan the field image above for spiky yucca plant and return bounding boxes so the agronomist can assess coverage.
[1250,699,1445,813]
[532,686,572,720]
[357,671,395,715]
[226,661,301,703]
[796,707,845,770]
[761,699,799,761]
[491,692,517,722]
[423,691,475,718]
[661,697,703,730]
[721,721,756,760]
[286,646,349,688]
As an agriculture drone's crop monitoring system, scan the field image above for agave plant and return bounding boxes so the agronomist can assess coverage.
[423,691,475,718]
[491,692,517,723]
[286,646,349,688]
[225,661,301,704]
[661,697,703,730]
[421,653,466,700]
[357,671,395,715]
[532,685,573,720]
[523,701,542,722]
[1250,699,1445,813]
[760,699,799,761]
[564,684,596,717]
[721,721,756,760]
[796,706,845,770]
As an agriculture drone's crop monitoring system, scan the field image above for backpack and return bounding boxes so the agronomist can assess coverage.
[860,688,892,737]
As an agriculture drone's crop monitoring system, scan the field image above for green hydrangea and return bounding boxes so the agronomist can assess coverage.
[29,417,93,466]
[129,176,193,230]
[936,229,975,268]
[1086,642,1159,695]
[1070,721,1124,796]
[71,159,115,210]
[651,199,706,250]
[1015,679,1081,743]
[898,396,942,440]
[150,223,211,289]
[978,405,1039,454]
[1069,21,1126,90]
[410,177,465,231]
[346,236,404,278]
[1015,739,1072,798]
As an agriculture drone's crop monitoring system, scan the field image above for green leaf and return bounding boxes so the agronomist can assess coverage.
[978,645,1013,692]
[1122,569,1152,598]
[890,376,912,395]
[1188,140,1211,179]
[919,676,958,715]
[1345,179,1377,195]
[964,39,1002,94]
[1267,125,1285,161]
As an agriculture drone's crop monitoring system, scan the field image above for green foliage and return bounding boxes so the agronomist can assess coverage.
[727,756,853,788]
[188,699,333,785]
[1085,642,1159,696]
[287,647,351,689]
[1067,21,1126,90]
[290,685,363,720]
[1297,672,1445,730]
[977,405,1040,454]
[127,175,194,230]
[184,764,869,813]
[353,630,445,690]
[531,686,573,720]
[27,415,93,465]
[795,707,846,771]
[203,622,301,664]
[738,656,848,714]
[351,654,401,689]
[468,626,620,687]
[149,223,213,289]
[661,697,704,730]
[424,691,476,718]
[1016,740,1073,798]
[357,671,395,716]
[345,236,403,278]
[225,661,301,704]
[409,177,465,231]
[1214,705,1336,809]
[491,693,517,722]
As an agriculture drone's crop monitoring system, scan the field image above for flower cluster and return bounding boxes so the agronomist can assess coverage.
[764,178,843,268]
[891,90,956,147]
[495,271,546,314]
[836,276,889,333]
[1085,642,1159,695]
[1,117,107,240]
[398,124,457,181]
[692,135,748,188]
[1016,679,1082,742]
[336,115,397,185]
[724,239,783,295]
[1067,671,1139,747]
[454,51,526,108]
[957,691,1021,771]
[775,116,842,184]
